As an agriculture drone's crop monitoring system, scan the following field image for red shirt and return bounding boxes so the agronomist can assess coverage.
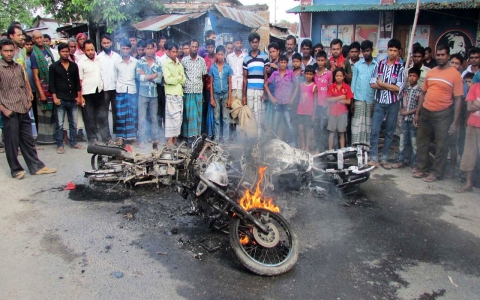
[155,50,165,58]
[204,55,216,90]
[314,69,332,106]
[466,83,480,127]
[327,82,353,116]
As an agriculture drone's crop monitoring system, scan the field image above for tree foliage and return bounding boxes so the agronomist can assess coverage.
[40,0,165,32]
[0,0,40,31]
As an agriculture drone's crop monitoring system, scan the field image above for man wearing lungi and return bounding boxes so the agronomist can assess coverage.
[181,39,207,143]
[114,39,138,145]
[162,41,186,147]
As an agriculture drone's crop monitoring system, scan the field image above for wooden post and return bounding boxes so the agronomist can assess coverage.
[405,0,421,68]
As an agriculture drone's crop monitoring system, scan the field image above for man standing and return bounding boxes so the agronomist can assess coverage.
[181,39,207,141]
[49,43,84,153]
[203,39,217,135]
[349,41,361,67]
[0,39,56,179]
[413,44,464,182]
[198,30,216,58]
[327,39,353,83]
[369,39,405,168]
[351,40,376,145]
[462,47,480,78]
[227,35,245,140]
[136,39,162,148]
[97,34,121,136]
[114,39,138,145]
[43,34,59,61]
[79,39,111,143]
[423,47,437,69]
[410,46,431,87]
[129,36,137,56]
[284,35,297,70]
[242,32,269,137]
[181,42,190,60]
[225,42,233,56]
[162,41,186,147]
[300,39,315,70]
[155,36,167,58]
[25,35,37,128]
[31,30,55,144]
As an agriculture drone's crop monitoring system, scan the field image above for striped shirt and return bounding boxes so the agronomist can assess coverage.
[370,58,405,104]
[0,60,31,114]
[400,84,422,122]
[243,51,268,90]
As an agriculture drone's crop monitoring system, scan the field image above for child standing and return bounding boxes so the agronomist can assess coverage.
[392,67,422,169]
[209,45,233,143]
[291,53,304,145]
[327,68,353,149]
[296,65,317,151]
[458,81,480,193]
[265,55,297,143]
[314,51,333,152]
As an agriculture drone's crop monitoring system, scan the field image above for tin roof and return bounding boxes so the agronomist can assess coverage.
[213,4,268,28]
[287,1,480,13]
[133,12,206,31]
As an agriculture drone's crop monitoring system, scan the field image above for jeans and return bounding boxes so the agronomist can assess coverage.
[369,101,400,162]
[397,119,417,166]
[273,104,294,143]
[416,106,453,177]
[2,111,45,177]
[82,90,111,142]
[55,99,78,147]
[137,95,160,143]
[213,92,230,142]
[315,105,329,151]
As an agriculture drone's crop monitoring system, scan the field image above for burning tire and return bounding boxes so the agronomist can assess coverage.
[229,208,298,276]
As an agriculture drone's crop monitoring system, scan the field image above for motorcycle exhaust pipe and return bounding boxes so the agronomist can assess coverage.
[87,144,134,160]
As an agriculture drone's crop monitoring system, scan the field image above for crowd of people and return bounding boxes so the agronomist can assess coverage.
[0,23,479,193]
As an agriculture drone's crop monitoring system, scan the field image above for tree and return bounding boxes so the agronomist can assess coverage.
[0,0,39,31]
[40,0,165,32]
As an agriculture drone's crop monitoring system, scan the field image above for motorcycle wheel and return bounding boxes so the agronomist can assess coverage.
[229,208,298,276]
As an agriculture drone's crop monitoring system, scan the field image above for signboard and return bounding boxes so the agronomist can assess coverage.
[338,25,354,45]
[435,29,474,60]
[321,25,338,46]
[411,25,430,47]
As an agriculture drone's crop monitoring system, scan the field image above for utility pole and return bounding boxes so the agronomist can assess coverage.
[406,0,421,68]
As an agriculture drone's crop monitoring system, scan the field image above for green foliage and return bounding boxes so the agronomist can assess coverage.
[0,0,40,31]
[40,0,165,32]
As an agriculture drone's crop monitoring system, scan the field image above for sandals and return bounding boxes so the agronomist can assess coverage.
[423,174,437,182]
[14,170,26,180]
[380,160,392,170]
[70,144,85,149]
[391,162,404,169]
[413,171,429,178]
[368,161,379,167]
[57,147,65,154]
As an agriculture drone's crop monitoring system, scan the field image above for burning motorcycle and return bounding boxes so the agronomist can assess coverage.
[84,138,299,276]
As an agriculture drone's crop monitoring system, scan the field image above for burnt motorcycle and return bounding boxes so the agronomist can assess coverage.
[84,138,299,276]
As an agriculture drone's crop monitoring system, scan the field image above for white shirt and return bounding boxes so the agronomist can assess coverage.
[79,55,103,95]
[97,50,121,91]
[115,56,138,94]
[462,65,479,78]
[227,51,245,90]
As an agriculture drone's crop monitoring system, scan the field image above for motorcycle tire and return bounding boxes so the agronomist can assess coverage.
[229,208,299,276]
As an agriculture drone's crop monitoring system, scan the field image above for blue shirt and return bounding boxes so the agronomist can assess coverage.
[243,51,268,90]
[472,71,480,84]
[136,56,162,97]
[26,55,36,93]
[209,62,233,93]
[351,58,376,103]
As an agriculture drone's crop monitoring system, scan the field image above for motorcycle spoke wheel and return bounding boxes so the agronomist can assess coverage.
[230,208,298,276]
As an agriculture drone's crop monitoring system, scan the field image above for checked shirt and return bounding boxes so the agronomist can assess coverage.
[400,84,422,122]
[182,55,207,94]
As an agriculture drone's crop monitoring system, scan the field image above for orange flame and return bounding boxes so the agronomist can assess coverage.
[239,166,280,213]
[240,235,249,245]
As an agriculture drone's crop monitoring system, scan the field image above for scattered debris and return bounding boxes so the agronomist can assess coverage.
[64,181,76,190]
[104,245,112,253]
[111,272,124,278]
[448,276,459,287]
[194,253,203,260]
[156,251,168,255]
[170,226,179,234]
